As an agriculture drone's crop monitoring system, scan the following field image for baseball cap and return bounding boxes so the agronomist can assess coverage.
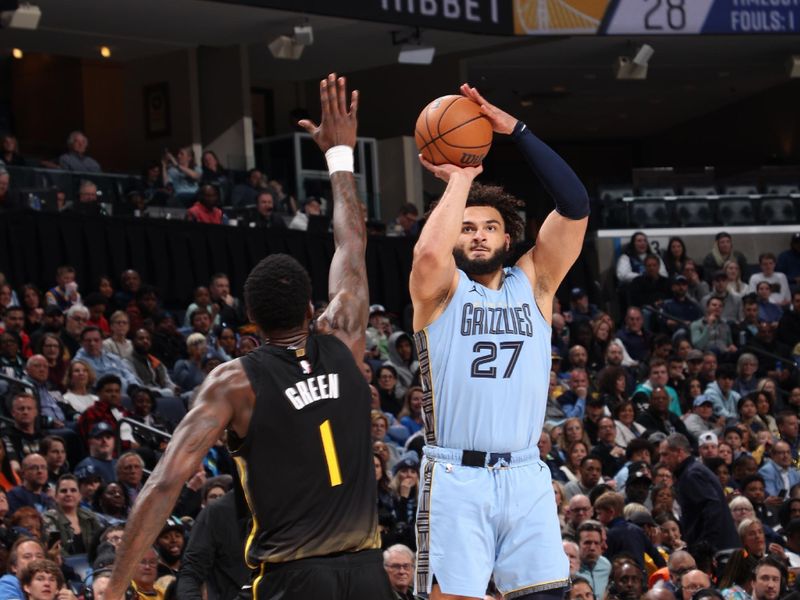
[74,464,101,482]
[369,304,386,316]
[89,421,115,439]
[160,516,185,536]
[687,349,704,362]
[551,346,562,360]
[712,270,728,281]
[698,431,718,446]
[693,395,714,408]
[627,467,652,487]
[671,274,688,284]
[571,287,587,300]
[44,305,63,317]
[629,511,657,527]
[392,451,420,475]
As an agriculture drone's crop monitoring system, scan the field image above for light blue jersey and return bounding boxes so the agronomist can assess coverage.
[413,266,551,453]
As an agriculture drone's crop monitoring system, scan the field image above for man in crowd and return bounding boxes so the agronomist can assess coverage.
[591,418,626,478]
[632,359,680,416]
[660,275,702,334]
[74,422,118,484]
[563,494,593,540]
[75,326,140,391]
[636,386,691,440]
[24,355,66,428]
[565,456,603,500]
[568,288,600,325]
[690,297,737,354]
[61,304,88,358]
[383,544,421,600]
[752,558,783,600]
[1,306,31,358]
[7,453,55,513]
[0,538,46,598]
[58,130,101,172]
[595,491,665,571]
[697,431,720,461]
[576,521,611,598]
[759,439,800,498]
[678,570,711,600]
[616,307,652,364]
[629,255,671,313]
[156,519,186,578]
[251,190,287,229]
[704,363,741,420]
[126,328,179,396]
[683,396,720,439]
[231,168,264,207]
[208,272,246,329]
[0,332,25,378]
[3,391,42,462]
[749,252,791,306]
[558,368,590,419]
[116,451,146,505]
[78,374,133,450]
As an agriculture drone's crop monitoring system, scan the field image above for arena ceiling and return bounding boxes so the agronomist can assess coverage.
[3,0,800,138]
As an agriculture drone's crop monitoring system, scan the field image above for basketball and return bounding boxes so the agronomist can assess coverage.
[415,95,493,167]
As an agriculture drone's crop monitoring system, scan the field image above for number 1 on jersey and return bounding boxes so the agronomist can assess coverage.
[319,420,342,487]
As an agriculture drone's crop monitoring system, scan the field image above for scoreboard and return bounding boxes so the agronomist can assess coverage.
[513,0,800,35]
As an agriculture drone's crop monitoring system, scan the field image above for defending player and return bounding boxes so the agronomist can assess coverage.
[105,74,394,600]
[410,85,590,600]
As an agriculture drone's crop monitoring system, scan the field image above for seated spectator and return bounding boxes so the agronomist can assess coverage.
[613,400,646,448]
[576,520,611,597]
[617,231,667,284]
[560,440,589,484]
[231,168,264,207]
[633,359,681,417]
[662,236,690,277]
[214,326,237,361]
[288,196,323,231]
[705,364,742,420]
[150,313,185,371]
[595,491,665,571]
[44,266,81,313]
[683,395,720,439]
[162,146,201,206]
[102,310,133,361]
[139,159,172,205]
[68,180,108,216]
[29,306,64,355]
[43,474,103,557]
[777,233,800,290]
[116,451,146,506]
[740,476,779,528]
[36,334,68,393]
[683,259,710,305]
[758,440,800,498]
[200,150,230,197]
[92,481,130,526]
[75,465,102,511]
[1,133,25,166]
[128,387,171,452]
[58,130,101,172]
[703,232,748,283]
[738,517,769,559]
[4,391,44,461]
[74,422,118,484]
[383,544,418,600]
[734,353,760,397]
[182,286,216,328]
[690,297,737,355]
[126,329,179,396]
[62,359,98,415]
[113,269,141,312]
[0,537,45,598]
[748,322,793,381]
[755,281,782,327]
[564,456,603,501]
[60,304,88,359]
[74,326,140,392]
[24,355,70,428]
[8,454,55,514]
[616,307,652,364]
[702,270,743,323]
[733,294,760,348]
[398,387,424,436]
[661,275,703,334]
[126,285,161,333]
[0,331,25,378]
[208,273,246,330]
[77,374,134,451]
[172,333,208,393]
[590,418,627,478]
[249,191,286,228]
[636,386,692,441]
[40,436,68,487]
[377,365,405,416]
[187,184,226,225]
[628,254,672,312]
[19,284,43,335]
[131,546,168,598]
[749,253,791,307]
[2,306,32,358]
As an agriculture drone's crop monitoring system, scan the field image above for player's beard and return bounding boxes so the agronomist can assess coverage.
[453,244,510,276]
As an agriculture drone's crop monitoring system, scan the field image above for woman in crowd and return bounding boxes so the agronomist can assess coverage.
[557,418,592,461]
[162,146,201,206]
[729,496,756,527]
[390,457,419,551]
[724,259,749,295]
[183,286,216,328]
[662,236,690,277]
[62,360,97,415]
[92,482,130,526]
[41,436,69,487]
[705,457,735,498]
[376,365,405,416]
[737,395,760,433]
[36,334,68,393]
[397,386,424,435]
[686,377,704,405]
[96,276,114,311]
[703,233,748,282]
[44,475,103,556]
[719,549,756,600]
[650,483,676,517]
[682,259,710,304]
[559,440,589,483]
[597,366,629,414]
[738,518,767,559]
[718,441,734,465]
[654,512,685,553]
[756,378,784,411]
[0,133,25,166]
[589,318,614,371]
[129,387,171,451]
[751,390,779,437]
[10,507,45,541]
[214,326,237,362]
[200,150,230,201]
[140,160,171,205]
[0,442,19,491]
[613,400,645,448]
[734,353,760,397]
[373,452,398,548]
[20,284,43,334]
[616,231,667,284]
[172,333,208,392]
[552,480,567,531]
[102,311,133,361]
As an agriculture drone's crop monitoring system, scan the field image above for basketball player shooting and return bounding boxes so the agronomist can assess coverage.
[409,85,589,600]
[105,73,394,600]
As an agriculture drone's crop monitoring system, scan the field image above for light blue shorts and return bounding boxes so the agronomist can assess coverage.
[415,445,569,599]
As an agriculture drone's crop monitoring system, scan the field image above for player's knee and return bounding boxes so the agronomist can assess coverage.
[512,586,570,600]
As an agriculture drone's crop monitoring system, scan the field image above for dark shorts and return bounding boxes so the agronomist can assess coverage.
[247,549,394,600]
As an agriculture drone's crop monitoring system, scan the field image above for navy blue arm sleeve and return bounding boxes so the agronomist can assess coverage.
[511,121,590,220]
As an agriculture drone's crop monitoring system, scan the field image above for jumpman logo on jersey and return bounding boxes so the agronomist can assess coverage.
[467,284,484,298]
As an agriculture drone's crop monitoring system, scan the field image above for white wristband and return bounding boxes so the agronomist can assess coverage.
[325,145,354,175]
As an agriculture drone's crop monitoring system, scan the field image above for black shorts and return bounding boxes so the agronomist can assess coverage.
[246,549,394,600]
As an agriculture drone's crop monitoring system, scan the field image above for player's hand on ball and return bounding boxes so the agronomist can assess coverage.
[460,84,517,135]
[419,154,482,183]
[299,72,359,151]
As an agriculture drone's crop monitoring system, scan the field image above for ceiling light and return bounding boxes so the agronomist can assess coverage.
[268,24,313,61]
[11,47,22,59]
[100,46,111,58]
[1,2,41,29]
[632,44,654,67]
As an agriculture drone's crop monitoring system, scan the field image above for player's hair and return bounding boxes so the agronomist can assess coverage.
[245,254,311,333]
[426,182,525,245]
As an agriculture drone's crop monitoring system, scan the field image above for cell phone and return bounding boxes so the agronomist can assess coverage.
[47,530,61,548]
[780,489,788,498]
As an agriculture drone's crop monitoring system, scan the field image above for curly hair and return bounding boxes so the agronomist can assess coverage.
[244,254,312,333]
[426,182,526,245]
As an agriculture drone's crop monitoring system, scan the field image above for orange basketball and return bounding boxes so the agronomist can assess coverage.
[414,95,493,167]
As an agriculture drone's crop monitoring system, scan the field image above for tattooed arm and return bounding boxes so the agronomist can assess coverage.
[299,73,368,362]
[105,360,250,600]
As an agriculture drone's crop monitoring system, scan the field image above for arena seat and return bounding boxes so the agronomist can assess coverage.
[639,187,675,198]
[682,185,717,196]
[717,199,754,225]
[676,201,713,226]
[724,184,759,196]
[760,199,797,224]
[597,185,633,202]
[630,200,669,228]
[765,184,800,195]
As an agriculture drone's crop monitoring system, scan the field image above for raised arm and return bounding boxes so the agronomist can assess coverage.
[410,159,482,331]
[461,85,589,311]
[299,74,368,362]
[105,360,247,600]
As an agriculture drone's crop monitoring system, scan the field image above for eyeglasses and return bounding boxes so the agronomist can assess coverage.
[385,563,413,571]
[25,464,47,471]
[69,316,87,322]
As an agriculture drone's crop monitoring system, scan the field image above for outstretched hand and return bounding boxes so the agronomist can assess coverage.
[460,83,517,135]
[298,73,359,151]
[418,154,482,183]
